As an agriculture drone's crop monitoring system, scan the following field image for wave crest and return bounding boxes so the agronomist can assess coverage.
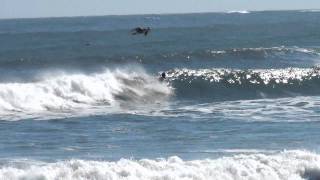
[167,67,320,85]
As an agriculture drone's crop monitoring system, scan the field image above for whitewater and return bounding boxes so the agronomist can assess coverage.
[1,150,320,180]
[1,10,320,180]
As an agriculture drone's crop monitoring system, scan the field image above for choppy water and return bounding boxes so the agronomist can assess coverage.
[1,10,320,179]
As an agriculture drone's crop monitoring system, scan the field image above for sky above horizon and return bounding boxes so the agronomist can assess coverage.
[1,0,320,19]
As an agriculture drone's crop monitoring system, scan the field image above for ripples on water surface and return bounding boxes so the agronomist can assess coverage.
[0,10,320,179]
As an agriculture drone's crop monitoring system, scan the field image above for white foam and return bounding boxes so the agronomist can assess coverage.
[1,150,320,180]
[197,149,279,154]
[0,68,172,121]
[227,10,250,14]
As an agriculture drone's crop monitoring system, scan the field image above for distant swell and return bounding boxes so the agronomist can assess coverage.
[150,46,319,64]
[1,150,320,180]
[207,46,319,57]
[166,67,320,101]
[0,46,318,70]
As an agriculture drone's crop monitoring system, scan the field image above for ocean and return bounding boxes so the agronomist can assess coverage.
[0,10,320,179]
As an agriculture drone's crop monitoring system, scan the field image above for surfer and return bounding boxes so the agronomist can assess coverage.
[131,27,151,36]
[159,72,166,81]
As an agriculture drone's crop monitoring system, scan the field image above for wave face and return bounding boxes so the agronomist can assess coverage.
[166,67,320,101]
[0,68,171,120]
[0,150,319,180]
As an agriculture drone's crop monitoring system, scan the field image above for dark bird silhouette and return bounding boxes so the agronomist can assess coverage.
[131,27,151,36]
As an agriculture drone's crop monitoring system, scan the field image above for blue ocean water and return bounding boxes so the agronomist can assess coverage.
[1,10,320,179]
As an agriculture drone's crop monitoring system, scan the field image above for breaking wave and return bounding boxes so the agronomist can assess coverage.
[0,68,171,120]
[166,67,320,101]
[1,150,320,180]
[2,66,320,120]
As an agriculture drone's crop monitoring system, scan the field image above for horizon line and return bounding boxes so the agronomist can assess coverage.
[0,8,319,21]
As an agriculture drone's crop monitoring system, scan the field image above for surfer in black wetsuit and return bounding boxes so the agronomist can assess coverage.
[159,72,166,81]
[131,27,151,36]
